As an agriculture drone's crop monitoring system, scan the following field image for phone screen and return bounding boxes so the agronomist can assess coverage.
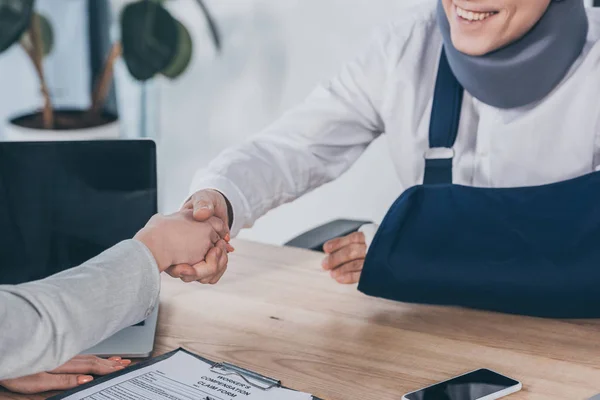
[405,369,520,400]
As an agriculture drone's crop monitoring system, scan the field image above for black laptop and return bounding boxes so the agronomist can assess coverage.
[0,140,159,357]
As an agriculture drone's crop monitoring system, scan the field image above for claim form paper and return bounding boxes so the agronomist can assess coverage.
[52,350,313,400]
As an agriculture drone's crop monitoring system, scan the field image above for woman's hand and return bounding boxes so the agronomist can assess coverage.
[322,232,367,284]
[0,355,130,394]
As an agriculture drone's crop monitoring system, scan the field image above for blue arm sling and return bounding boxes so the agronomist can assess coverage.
[358,49,600,318]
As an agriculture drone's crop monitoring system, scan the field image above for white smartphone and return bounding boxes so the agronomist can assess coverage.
[402,368,522,400]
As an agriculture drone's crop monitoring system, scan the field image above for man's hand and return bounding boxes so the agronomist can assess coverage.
[165,189,233,284]
[322,232,367,284]
[164,239,230,284]
[135,211,230,274]
[0,355,130,394]
[183,189,231,238]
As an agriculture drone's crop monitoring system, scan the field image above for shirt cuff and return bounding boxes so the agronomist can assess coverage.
[188,173,251,237]
[359,223,379,252]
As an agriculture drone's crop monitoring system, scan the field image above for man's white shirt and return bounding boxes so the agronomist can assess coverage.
[190,2,600,241]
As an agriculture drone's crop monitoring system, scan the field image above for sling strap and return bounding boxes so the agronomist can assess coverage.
[423,48,464,185]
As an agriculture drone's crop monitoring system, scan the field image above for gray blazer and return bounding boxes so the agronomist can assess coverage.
[0,240,160,380]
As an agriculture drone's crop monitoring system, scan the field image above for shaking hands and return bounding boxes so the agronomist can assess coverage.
[135,189,371,287]
[134,189,234,285]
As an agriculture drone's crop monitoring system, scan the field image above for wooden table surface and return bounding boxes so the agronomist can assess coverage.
[3,240,600,400]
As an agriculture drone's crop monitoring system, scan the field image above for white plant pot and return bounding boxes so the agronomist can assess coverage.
[3,111,121,142]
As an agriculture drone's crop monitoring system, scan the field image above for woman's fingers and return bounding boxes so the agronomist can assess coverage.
[49,355,128,375]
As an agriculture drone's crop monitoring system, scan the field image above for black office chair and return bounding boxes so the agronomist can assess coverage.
[284,219,372,252]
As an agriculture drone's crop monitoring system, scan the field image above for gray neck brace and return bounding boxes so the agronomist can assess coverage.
[436,0,588,109]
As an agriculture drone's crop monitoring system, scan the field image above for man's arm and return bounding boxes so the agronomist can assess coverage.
[188,26,395,236]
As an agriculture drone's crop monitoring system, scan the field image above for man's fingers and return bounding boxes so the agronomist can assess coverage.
[188,247,221,283]
[165,265,179,278]
[192,192,216,221]
[181,199,193,211]
[216,240,228,266]
[192,193,231,241]
[330,260,364,279]
[166,264,196,278]
[323,231,365,254]
[205,247,228,285]
[209,266,227,285]
[172,263,205,282]
[209,217,226,239]
[334,271,362,285]
[175,242,228,283]
[209,228,220,245]
[322,243,367,270]
[209,241,229,284]
[193,206,214,222]
[165,265,178,278]
[50,355,126,375]
[189,189,231,228]
[166,228,233,284]
[180,275,198,283]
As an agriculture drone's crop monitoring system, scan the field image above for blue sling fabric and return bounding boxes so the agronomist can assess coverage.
[424,48,463,185]
[357,49,600,318]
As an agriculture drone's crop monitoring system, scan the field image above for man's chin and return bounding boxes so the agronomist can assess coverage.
[450,34,500,56]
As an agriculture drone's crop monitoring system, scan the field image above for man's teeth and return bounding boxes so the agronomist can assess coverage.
[456,5,496,21]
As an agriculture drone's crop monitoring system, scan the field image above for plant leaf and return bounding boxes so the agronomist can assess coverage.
[121,0,178,81]
[194,0,221,53]
[0,0,34,53]
[161,20,192,79]
[35,13,53,56]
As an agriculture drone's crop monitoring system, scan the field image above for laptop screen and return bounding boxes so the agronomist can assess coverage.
[0,140,157,285]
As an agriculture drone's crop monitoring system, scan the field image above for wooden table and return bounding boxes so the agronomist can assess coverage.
[4,240,600,399]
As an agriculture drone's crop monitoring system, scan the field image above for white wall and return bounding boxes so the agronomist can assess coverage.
[158,0,425,245]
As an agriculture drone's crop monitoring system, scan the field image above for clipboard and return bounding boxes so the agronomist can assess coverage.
[48,348,324,400]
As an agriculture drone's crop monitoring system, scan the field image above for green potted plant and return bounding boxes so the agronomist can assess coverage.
[0,0,220,141]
